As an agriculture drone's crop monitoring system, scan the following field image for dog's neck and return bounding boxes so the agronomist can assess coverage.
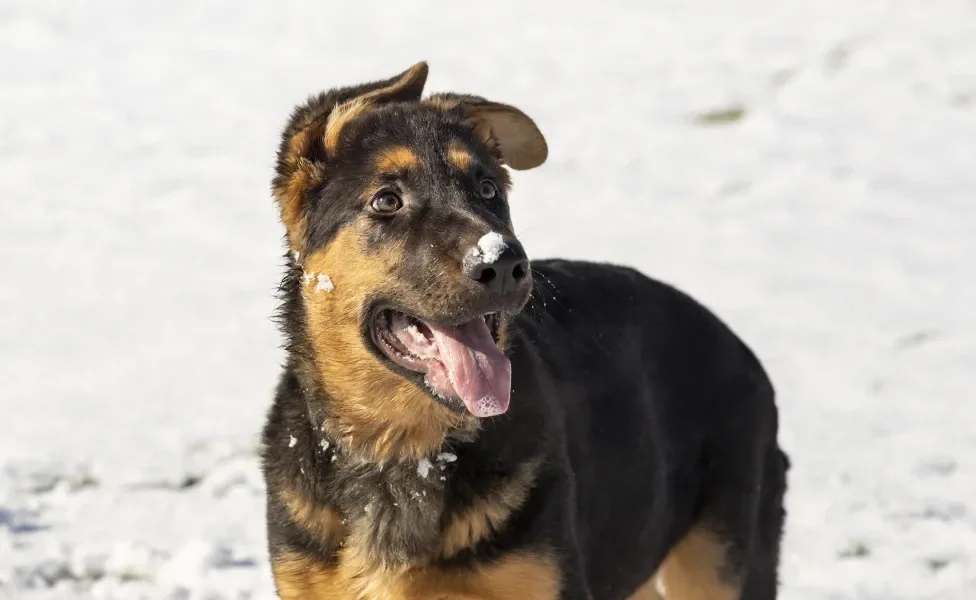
[274,380,476,567]
[293,356,479,463]
[304,385,476,467]
[267,362,542,569]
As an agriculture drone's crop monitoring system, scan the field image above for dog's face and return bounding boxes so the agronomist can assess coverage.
[274,63,547,459]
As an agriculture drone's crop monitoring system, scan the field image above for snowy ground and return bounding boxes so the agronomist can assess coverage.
[2,0,974,598]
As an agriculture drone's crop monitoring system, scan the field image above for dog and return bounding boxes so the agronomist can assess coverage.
[260,62,789,600]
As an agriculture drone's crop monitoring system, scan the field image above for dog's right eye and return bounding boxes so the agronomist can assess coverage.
[370,191,403,214]
[479,179,499,200]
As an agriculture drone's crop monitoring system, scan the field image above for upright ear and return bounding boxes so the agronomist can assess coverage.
[273,62,429,252]
[425,93,548,171]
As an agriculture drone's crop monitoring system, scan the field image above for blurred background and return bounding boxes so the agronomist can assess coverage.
[1,1,974,598]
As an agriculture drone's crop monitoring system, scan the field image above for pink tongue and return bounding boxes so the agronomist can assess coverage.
[424,319,511,417]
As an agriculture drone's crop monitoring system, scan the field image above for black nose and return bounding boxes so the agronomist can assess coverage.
[462,239,529,296]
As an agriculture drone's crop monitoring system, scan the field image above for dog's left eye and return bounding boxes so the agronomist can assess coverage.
[479,179,498,200]
[370,191,403,214]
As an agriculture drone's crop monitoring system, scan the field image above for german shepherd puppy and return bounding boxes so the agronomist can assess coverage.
[261,62,789,600]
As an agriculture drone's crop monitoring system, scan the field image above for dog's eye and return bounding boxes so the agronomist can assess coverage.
[370,191,403,214]
[479,179,498,200]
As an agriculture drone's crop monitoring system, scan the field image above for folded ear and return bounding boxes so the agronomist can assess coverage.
[425,93,548,171]
[273,62,429,252]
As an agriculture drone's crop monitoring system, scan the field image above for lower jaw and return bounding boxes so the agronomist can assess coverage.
[369,335,455,404]
[424,382,469,414]
[422,362,459,406]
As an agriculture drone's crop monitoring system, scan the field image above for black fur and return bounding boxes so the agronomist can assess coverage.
[260,64,788,599]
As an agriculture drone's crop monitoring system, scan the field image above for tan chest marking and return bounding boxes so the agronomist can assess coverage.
[279,486,345,545]
[439,458,540,558]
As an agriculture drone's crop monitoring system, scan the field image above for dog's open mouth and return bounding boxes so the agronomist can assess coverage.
[370,309,510,418]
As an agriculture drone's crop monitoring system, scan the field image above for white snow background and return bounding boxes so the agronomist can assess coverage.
[1,0,974,598]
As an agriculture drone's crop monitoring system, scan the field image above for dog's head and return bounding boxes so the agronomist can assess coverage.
[274,62,547,460]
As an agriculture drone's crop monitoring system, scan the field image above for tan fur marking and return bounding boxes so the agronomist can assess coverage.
[324,98,372,154]
[426,95,547,170]
[424,97,495,153]
[425,96,461,111]
[272,548,560,600]
[440,458,539,557]
[656,525,740,600]
[627,574,665,600]
[302,224,474,462]
[279,486,344,545]
[376,146,421,173]
[274,128,325,252]
[446,142,472,171]
[323,62,429,155]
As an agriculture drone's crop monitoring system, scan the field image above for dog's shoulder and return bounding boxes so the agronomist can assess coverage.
[524,258,770,373]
